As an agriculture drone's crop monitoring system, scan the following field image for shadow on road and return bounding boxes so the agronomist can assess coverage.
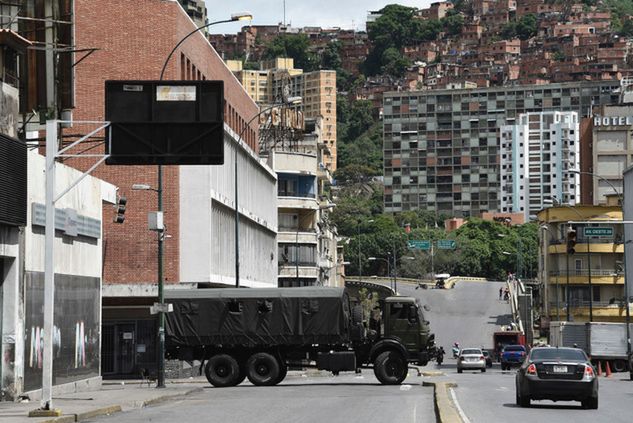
[488,313,513,326]
[503,402,585,410]
[203,382,427,389]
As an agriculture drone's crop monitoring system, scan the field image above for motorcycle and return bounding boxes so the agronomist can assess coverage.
[452,347,460,358]
[436,347,445,366]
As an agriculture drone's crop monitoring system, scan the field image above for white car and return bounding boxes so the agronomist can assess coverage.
[457,348,486,373]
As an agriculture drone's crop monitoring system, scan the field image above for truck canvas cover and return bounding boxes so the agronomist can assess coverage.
[165,287,351,348]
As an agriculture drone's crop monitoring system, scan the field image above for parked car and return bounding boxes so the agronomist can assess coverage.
[482,350,493,368]
[457,348,486,373]
[501,344,527,370]
[629,352,633,381]
[515,347,598,409]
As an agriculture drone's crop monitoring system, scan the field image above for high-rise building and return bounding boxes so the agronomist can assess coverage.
[229,58,338,171]
[383,81,621,217]
[178,0,207,28]
[581,104,633,205]
[500,112,580,221]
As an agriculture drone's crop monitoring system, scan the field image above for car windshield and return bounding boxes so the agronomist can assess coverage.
[504,346,525,352]
[482,351,489,356]
[530,348,587,362]
[461,349,481,355]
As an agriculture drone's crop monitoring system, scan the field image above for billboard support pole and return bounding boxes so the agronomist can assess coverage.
[35,121,110,413]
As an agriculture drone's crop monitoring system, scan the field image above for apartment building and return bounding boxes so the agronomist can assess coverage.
[261,117,339,287]
[500,112,580,221]
[230,58,338,171]
[383,81,621,216]
[580,104,633,205]
[538,206,626,323]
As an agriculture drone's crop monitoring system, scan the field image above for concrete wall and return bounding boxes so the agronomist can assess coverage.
[0,150,115,399]
[179,127,278,287]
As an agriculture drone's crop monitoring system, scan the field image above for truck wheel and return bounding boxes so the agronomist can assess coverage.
[273,359,288,385]
[612,360,626,373]
[205,354,241,387]
[246,352,280,386]
[373,351,407,385]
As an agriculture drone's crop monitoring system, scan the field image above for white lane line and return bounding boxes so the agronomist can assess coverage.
[449,387,471,423]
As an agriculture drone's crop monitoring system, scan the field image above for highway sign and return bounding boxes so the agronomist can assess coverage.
[583,227,613,237]
[437,239,456,250]
[408,240,431,250]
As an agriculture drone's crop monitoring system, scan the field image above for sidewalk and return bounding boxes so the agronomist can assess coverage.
[0,377,208,423]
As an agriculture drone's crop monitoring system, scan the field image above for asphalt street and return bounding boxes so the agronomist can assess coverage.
[437,360,633,423]
[397,280,513,351]
[86,372,436,423]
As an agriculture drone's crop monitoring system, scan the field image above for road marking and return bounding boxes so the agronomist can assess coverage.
[449,387,471,423]
[495,386,508,391]
[400,384,412,391]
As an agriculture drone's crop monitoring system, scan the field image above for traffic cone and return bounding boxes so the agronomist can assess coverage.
[605,361,612,378]
[596,361,602,376]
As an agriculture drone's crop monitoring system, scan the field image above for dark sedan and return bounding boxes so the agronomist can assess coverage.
[515,347,598,409]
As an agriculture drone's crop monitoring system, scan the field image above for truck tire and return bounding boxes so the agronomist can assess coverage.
[205,354,241,387]
[351,305,363,324]
[612,360,626,373]
[373,350,407,385]
[246,352,280,386]
[274,361,288,385]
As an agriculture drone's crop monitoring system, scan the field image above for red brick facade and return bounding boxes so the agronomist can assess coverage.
[73,0,259,285]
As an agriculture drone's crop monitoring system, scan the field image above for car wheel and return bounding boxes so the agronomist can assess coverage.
[246,352,281,386]
[582,396,598,410]
[481,368,486,373]
[205,354,241,387]
[457,368,463,373]
[373,350,408,385]
[515,390,521,406]
[519,395,530,408]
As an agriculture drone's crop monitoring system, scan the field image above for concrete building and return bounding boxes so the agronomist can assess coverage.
[581,104,633,205]
[538,206,626,323]
[500,112,580,221]
[261,116,340,287]
[382,81,621,217]
[230,58,338,172]
[1,147,116,400]
[71,0,278,378]
[177,0,207,29]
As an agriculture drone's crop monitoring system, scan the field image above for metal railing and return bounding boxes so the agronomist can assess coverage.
[548,269,622,277]
[549,300,626,309]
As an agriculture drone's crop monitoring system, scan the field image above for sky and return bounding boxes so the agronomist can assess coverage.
[205,1,435,34]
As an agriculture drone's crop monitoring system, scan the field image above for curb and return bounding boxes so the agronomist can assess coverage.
[75,405,122,421]
[140,387,203,408]
[423,381,463,423]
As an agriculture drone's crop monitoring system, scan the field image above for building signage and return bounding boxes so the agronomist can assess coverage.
[583,227,613,237]
[31,203,101,239]
[593,115,633,127]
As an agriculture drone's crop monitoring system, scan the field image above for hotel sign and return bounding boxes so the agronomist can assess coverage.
[593,115,633,127]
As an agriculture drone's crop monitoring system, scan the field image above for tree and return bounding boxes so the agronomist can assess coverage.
[321,41,342,70]
[263,34,318,71]
[442,13,465,36]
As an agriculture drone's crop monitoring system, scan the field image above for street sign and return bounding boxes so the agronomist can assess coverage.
[408,240,431,250]
[437,239,456,250]
[150,303,173,315]
[583,227,613,237]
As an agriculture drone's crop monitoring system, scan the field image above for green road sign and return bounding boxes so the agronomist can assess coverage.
[437,239,456,250]
[583,227,613,237]
[408,240,431,250]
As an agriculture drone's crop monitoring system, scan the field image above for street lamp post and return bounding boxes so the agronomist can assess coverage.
[155,11,252,388]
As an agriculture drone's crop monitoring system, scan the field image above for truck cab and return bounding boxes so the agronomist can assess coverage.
[381,297,434,365]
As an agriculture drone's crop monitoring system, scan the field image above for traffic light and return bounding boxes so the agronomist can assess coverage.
[114,196,127,224]
[566,226,577,254]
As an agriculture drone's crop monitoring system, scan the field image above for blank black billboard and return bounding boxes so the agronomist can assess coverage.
[0,133,27,226]
[105,80,224,165]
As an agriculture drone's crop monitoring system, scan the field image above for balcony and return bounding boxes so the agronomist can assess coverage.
[548,269,623,285]
[278,264,319,279]
[548,301,631,322]
[277,229,318,244]
[274,151,318,175]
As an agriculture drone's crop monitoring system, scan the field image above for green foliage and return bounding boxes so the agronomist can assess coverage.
[263,34,319,71]
[501,14,538,40]
[442,13,465,36]
[619,18,633,36]
[321,41,343,70]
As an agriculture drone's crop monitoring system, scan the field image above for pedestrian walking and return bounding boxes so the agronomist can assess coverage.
[499,287,503,300]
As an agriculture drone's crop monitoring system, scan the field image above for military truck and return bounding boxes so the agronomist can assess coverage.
[164,287,437,387]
